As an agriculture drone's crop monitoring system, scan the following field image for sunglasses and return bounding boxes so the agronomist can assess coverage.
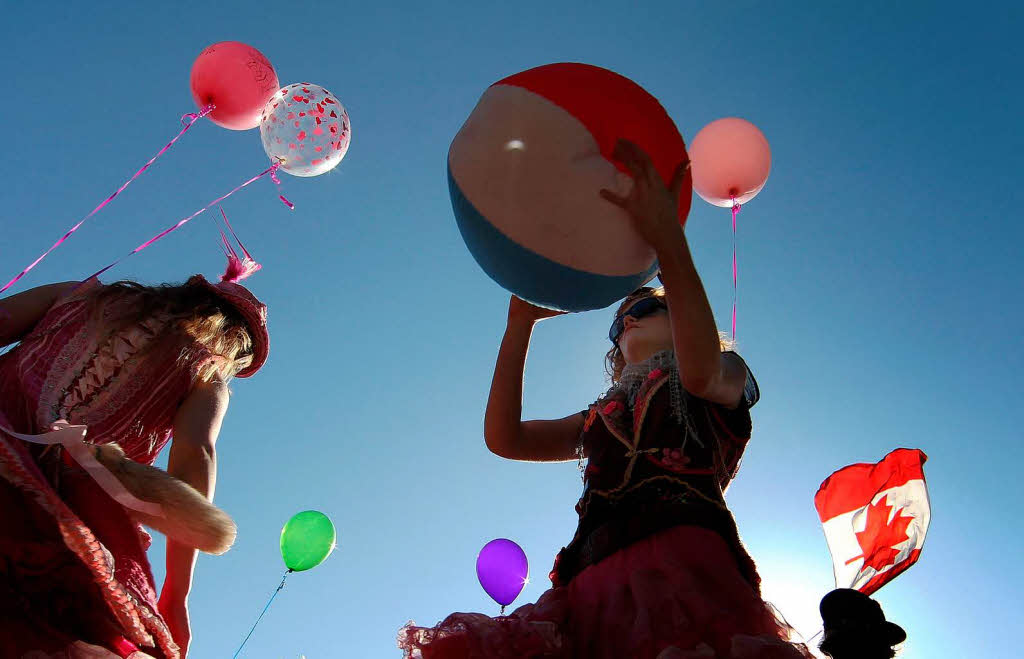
[609,297,667,345]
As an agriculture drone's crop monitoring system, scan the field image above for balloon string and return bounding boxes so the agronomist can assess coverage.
[0,104,215,295]
[269,162,295,209]
[731,197,740,341]
[233,569,293,659]
[86,162,293,281]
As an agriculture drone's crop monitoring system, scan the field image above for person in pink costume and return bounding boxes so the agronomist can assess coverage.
[400,141,811,658]
[0,266,269,658]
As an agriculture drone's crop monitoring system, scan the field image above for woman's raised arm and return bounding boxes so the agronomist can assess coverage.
[159,379,230,656]
[484,296,583,462]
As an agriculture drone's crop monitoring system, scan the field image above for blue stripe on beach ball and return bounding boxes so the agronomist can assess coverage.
[448,165,657,312]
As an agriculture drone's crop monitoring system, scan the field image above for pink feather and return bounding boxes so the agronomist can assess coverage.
[221,249,262,283]
[217,208,262,283]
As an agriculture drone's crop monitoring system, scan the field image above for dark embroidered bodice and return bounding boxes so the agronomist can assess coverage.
[550,355,762,591]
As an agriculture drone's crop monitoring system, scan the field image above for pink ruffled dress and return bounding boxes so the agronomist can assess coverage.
[399,356,813,659]
[0,281,219,659]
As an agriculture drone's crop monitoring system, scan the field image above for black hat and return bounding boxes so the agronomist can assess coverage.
[820,589,906,647]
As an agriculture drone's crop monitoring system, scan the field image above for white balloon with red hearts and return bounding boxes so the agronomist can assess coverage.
[259,83,351,177]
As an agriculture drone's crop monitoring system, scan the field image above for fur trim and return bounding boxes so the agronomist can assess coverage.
[94,444,236,555]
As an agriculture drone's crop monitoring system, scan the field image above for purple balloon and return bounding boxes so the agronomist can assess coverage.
[476,538,529,607]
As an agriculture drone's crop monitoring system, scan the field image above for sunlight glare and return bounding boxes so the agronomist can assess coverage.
[758,569,828,658]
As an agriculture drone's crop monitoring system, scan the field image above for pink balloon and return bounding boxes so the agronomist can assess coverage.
[689,118,771,208]
[190,42,280,131]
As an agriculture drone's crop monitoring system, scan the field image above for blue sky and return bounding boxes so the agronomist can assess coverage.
[2,1,1021,657]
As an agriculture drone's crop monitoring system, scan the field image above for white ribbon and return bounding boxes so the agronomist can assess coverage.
[1,419,163,517]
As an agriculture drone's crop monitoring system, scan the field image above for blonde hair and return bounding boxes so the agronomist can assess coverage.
[604,286,733,383]
[89,281,254,383]
[180,307,254,383]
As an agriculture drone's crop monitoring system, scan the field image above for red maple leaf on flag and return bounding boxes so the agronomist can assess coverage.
[854,495,914,572]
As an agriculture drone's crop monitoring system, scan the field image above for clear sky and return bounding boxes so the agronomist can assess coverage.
[2,2,1021,657]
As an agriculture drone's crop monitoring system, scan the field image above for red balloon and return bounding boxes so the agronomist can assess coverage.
[190,42,280,131]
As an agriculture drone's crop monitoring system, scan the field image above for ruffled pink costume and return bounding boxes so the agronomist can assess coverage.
[0,281,217,659]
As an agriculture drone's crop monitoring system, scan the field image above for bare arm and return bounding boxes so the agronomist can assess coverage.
[484,297,584,462]
[0,281,81,346]
[657,238,747,408]
[158,380,230,655]
[601,140,746,407]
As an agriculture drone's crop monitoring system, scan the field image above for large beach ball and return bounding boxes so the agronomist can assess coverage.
[448,63,691,312]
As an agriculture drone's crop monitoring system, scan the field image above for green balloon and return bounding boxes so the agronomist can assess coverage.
[280,510,336,572]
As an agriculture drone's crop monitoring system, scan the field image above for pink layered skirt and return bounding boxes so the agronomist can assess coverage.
[399,526,812,659]
[0,438,167,658]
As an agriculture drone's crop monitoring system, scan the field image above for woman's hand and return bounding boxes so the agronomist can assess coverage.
[158,590,191,656]
[508,295,566,324]
[600,139,690,256]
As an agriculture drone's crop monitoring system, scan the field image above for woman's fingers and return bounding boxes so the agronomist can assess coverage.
[614,139,661,187]
[669,160,691,197]
[610,141,643,183]
[599,188,631,209]
[510,294,567,320]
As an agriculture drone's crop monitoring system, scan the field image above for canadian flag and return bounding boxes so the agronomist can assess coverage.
[814,448,930,596]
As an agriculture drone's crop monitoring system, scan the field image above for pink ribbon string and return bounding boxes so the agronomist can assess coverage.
[219,207,257,263]
[87,162,293,281]
[731,197,740,341]
[0,105,216,295]
[269,165,295,210]
[1,419,163,517]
